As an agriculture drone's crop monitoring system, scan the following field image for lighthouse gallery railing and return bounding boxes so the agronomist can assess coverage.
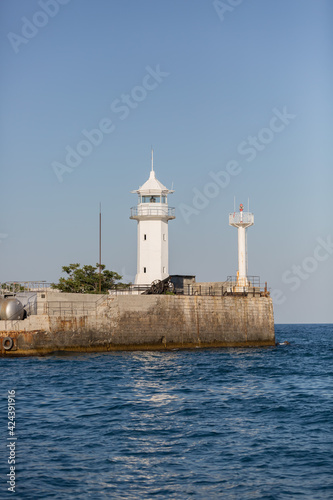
[229,212,254,225]
[130,206,175,217]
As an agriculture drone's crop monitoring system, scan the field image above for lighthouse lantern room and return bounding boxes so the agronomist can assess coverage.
[130,151,175,285]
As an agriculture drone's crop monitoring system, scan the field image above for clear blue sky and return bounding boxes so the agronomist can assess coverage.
[1,0,332,323]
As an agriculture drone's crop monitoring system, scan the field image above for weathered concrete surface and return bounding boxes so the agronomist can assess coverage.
[0,292,275,356]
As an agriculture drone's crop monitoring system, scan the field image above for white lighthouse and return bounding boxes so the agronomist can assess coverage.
[130,151,175,285]
[229,203,254,288]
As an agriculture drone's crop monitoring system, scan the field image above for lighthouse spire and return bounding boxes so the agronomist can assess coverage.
[151,147,154,172]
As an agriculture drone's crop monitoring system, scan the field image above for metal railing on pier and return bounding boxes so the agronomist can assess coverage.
[174,285,269,297]
[46,300,101,316]
[108,284,151,295]
[226,276,262,287]
[108,277,269,297]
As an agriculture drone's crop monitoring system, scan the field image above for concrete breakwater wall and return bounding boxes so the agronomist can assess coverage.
[0,292,275,356]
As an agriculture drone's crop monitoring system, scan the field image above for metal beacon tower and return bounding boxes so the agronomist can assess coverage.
[130,151,175,285]
[229,203,254,289]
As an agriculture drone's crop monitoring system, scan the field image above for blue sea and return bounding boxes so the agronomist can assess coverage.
[1,324,332,499]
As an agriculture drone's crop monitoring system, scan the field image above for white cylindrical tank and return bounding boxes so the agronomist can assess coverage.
[0,297,24,320]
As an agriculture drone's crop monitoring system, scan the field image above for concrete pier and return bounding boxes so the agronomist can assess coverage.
[0,291,275,356]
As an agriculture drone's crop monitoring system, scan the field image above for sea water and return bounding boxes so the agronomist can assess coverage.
[0,324,332,499]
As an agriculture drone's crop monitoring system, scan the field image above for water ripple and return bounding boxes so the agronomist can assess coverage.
[0,324,332,499]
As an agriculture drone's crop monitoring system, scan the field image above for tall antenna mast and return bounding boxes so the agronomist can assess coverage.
[99,202,102,293]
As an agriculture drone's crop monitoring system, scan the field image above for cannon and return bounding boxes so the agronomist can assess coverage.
[143,276,175,295]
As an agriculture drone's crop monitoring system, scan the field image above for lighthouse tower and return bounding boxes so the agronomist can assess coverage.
[130,151,175,285]
[229,203,254,288]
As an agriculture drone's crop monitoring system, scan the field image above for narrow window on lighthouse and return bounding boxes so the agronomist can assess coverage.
[144,234,147,240]
[163,234,166,241]
[163,267,166,273]
[143,267,147,273]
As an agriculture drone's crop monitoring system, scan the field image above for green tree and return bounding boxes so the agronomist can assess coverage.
[51,263,129,294]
